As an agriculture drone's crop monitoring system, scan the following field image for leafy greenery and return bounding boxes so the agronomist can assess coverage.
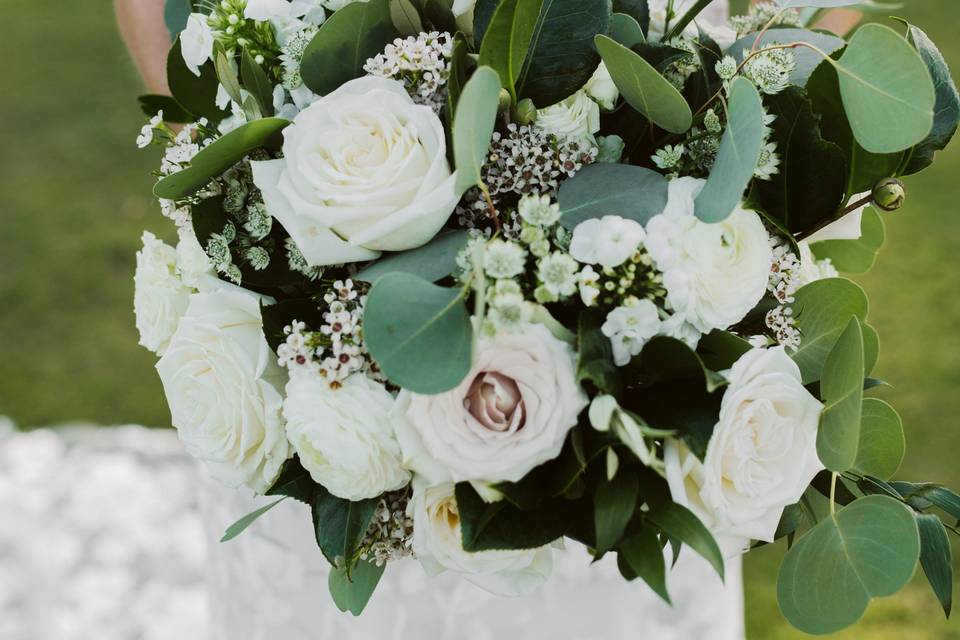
[608,12,645,48]
[811,207,885,274]
[557,163,668,230]
[817,315,865,472]
[453,66,501,195]
[727,29,845,86]
[220,497,286,542]
[576,309,623,396]
[478,0,544,101]
[355,230,470,284]
[647,502,724,579]
[328,559,386,616]
[853,398,905,480]
[166,38,228,122]
[594,468,639,554]
[618,524,671,603]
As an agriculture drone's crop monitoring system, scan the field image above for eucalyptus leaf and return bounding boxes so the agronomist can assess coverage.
[694,77,765,223]
[595,469,640,554]
[300,0,397,95]
[241,48,275,117]
[647,502,724,579]
[609,12,645,48]
[364,273,473,394]
[356,230,470,283]
[916,513,953,618]
[777,495,920,635]
[853,398,904,480]
[153,117,289,200]
[811,207,885,274]
[389,0,424,34]
[726,29,845,86]
[167,39,228,122]
[790,277,869,383]
[817,315,864,472]
[835,23,935,154]
[558,163,668,230]
[612,0,650,33]
[595,34,692,134]
[220,498,285,542]
[478,0,545,100]
[453,66,501,195]
[329,559,386,616]
[619,524,671,603]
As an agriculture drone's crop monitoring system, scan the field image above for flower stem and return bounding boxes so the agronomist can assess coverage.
[829,472,839,517]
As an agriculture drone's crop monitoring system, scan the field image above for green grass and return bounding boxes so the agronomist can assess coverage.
[0,0,957,636]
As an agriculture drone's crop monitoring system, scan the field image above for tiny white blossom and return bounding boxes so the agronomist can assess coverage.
[136,111,164,148]
[754,142,781,180]
[484,240,527,278]
[579,265,601,307]
[602,300,662,366]
[537,252,579,298]
[569,216,645,269]
[518,194,561,227]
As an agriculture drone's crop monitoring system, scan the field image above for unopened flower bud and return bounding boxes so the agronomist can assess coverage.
[872,177,906,212]
[498,88,512,114]
[512,98,537,126]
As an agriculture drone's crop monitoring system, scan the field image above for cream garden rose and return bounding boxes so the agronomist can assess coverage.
[410,479,553,596]
[535,90,601,146]
[283,371,410,501]
[156,287,290,493]
[394,322,588,485]
[134,231,191,355]
[645,177,772,335]
[252,76,459,267]
[665,347,823,552]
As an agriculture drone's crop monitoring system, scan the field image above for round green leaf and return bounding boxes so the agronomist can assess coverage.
[836,23,936,154]
[790,277,869,383]
[853,398,904,480]
[355,230,470,284]
[329,559,386,616]
[453,66,502,196]
[609,12,645,48]
[595,34,692,134]
[364,273,473,394]
[817,316,865,472]
[811,207,885,274]
[557,163,668,230]
[778,495,920,635]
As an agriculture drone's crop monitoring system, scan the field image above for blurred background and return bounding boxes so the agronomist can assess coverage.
[0,0,957,637]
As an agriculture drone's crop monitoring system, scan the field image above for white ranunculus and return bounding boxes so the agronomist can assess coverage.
[569,215,645,268]
[174,227,217,290]
[584,62,619,110]
[410,479,553,596]
[647,0,737,49]
[157,287,290,493]
[805,192,870,244]
[134,232,191,355]
[180,14,215,77]
[535,91,601,146]
[395,322,588,485]
[283,371,410,501]
[252,76,458,267]
[645,177,771,334]
[664,347,823,552]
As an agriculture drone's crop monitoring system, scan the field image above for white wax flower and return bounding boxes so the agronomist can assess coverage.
[394,323,587,485]
[134,232,191,355]
[602,301,663,366]
[569,215,645,268]
[283,371,410,501]
[664,347,823,553]
[535,91,601,146]
[252,77,459,266]
[180,14,215,77]
[645,177,771,334]
[409,479,553,596]
[156,287,290,493]
[584,62,620,110]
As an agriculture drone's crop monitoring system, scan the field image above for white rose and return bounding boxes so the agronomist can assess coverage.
[410,479,553,596]
[645,177,771,334]
[569,215,645,268]
[664,347,823,552]
[180,14,215,77]
[584,62,619,110]
[805,192,870,244]
[283,371,410,501]
[174,227,217,290]
[395,322,588,485]
[134,232,191,355]
[252,76,458,267]
[647,0,736,49]
[451,0,476,34]
[535,91,601,146]
[157,287,291,493]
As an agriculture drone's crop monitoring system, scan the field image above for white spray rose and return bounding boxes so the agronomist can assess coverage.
[134,232,191,355]
[180,14,215,76]
[283,371,410,501]
[645,177,771,334]
[252,76,458,266]
[156,287,290,493]
[395,322,588,485]
[569,215,645,268]
[584,62,620,110]
[535,91,601,146]
[664,347,823,552]
[410,479,553,596]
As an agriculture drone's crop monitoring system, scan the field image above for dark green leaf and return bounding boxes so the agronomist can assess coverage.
[637,336,726,392]
[446,33,471,121]
[355,230,470,284]
[389,0,424,34]
[595,469,640,553]
[167,38,229,122]
[266,456,319,505]
[916,513,953,618]
[558,163,668,230]
[260,299,325,353]
[190,195,228,248]
[478,0,545,100]
[138,94,193,123]
[456,483,573,551]
[619,524,671,603]
[817,316,864,472]
[612,0,649,33]
[220,498,286,542]
[164,0,191,40]
[576,309,623,396]
[696,330,752,373]
[473,0,500,44]
[626,378,719,460]
[241,48,275,117]
[329,559,385,616]
[312,490,379,565]
[647,502,723,579]
[891,483,960,521]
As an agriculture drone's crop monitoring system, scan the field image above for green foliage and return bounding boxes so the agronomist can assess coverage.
[240,48,274,117]
[595,34,692,134]
[647,502,724,579]
[835,23,936,154]
[696,330,753,373]
[608,13,645,48]
[612,0,649,33]
[455,482,578,551]
[782,0,861,6]
[328,559,386,616]
[916,513,953,618]
[694,78,765,223]
[220,497,286,542]
[727,29,845,86]
[618,524,670,603]
[811,207,886,274]
[266,457,319,505]
[355,230,470,284]
[777,495,921,635]
[890,482,960,521]
[189,195,228,248]
[817,316,865,472]
[446,33,471,120]
[138,94,193,123]
[299,0,397,95]
[453,66,501,195]
[388,0,424,35]
[557,163,668,230]
[153,117,289,199]
[163,0,191,40]
[363,273,473,394]
[478,0,544,101]
[853,398,905,480]
[312,491,379,566]
[594,468,639,554]
[637,336,726,392]
[576,309,623,396]
[167,38,228,122]
[753,87,846,235]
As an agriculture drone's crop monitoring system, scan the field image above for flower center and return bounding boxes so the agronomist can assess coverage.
[464,371,525,432]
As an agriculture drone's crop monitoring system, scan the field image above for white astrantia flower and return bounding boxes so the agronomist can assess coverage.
[134,232,191,355]
[484,240,527,279]
[251,76,458,266]
[156,287,291,494]
[569,216,645,268]
[283,371,410,501]
[645,177,772,334]
[517,193,561,227]
[805,192,871,244]
[652,144,684,171]
[664,347,823,554]
[535,91,601,146]
[394,322,587,485]
[180,14,215,77]
[602,300,663,366]
[584,61,620,110]
[753,141,781,180]
[409,479,553,596]
[537,252,579,298]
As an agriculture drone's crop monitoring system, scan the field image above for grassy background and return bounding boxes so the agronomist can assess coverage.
[0,0,957,636]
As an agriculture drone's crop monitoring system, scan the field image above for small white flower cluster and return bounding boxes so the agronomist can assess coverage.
[136,111,165,149]
[742,44,796,96]
[207,222,244,284]
[359,490,416,567]
[730,1,803,36]
[663,37,701,90]
[277,320,322,369]
[280,26,318,89]
[364,32,454,114]
[764,238,839,350]
[159,119,210,176]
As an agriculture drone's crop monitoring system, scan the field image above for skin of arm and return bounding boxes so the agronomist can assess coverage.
[115,0,172,95]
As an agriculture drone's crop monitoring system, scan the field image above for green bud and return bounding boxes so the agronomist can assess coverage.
[498,88,512,114]
[512,99,537,126]
[872,177,906,212]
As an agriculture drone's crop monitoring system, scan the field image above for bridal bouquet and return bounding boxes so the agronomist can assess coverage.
[133,0,960,633]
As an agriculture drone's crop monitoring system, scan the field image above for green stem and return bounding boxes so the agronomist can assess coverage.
[829,472,839,517]
[664,0,713,41]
